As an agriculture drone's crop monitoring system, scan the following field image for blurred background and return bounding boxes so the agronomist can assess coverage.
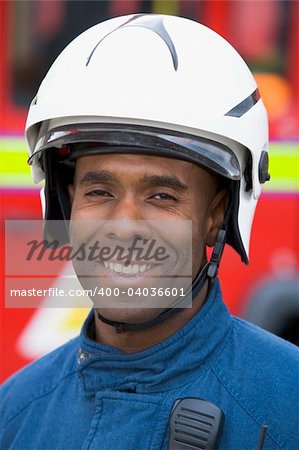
[1,0,298,381]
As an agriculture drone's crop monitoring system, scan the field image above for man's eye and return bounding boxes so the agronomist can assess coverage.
[151,193,177,201]
[85,190,113,197]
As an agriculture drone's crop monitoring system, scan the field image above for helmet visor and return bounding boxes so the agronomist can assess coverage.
[29,123,241,180]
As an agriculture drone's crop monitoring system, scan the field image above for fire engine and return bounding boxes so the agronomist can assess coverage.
[1,0,298,381]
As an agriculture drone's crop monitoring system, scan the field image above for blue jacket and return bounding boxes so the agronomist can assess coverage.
[1,280,299,450]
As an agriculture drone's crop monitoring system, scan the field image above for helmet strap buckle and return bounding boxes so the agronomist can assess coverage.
[207,228,227,280]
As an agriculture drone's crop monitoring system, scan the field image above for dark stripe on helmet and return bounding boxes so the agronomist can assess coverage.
[225,89,261,118]
[86,14,178,71]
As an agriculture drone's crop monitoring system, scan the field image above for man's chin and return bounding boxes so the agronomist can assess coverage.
[96,307,165,325]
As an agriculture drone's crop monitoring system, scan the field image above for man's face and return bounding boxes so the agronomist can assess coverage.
[68,153,227,323]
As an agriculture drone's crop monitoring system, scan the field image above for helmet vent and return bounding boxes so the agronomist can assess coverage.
[225,88,261,118]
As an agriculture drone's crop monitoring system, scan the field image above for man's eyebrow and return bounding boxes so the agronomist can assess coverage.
[78,171,188,192]
[78,170,117,185]
[143,175,188,192]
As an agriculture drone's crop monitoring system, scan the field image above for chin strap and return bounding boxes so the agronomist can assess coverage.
[97,227,227,334]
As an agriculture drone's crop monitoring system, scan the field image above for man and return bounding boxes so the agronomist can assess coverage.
[1,14,298,450]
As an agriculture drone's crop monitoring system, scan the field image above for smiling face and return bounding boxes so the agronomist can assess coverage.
[68,153,227,323]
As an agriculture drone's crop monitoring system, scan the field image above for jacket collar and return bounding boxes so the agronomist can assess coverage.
[77,280,232,395]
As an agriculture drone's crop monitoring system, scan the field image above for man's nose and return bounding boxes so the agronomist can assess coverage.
[102,197,153,242]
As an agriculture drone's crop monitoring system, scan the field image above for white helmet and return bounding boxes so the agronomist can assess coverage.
[26,14,270,264]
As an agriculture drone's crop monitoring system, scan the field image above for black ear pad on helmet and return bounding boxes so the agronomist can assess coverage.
[42,150,73,244]
[225,180,248,264]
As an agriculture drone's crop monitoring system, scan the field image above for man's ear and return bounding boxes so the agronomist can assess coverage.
[68,184,74,204]
[206,189,229,247]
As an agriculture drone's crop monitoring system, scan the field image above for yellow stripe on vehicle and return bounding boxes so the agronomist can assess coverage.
[265,143,298,192]
[0,137,298,191]
[0,137,36,187]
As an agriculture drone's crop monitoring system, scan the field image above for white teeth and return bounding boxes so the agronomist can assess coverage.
[139,265,146,273]
[123,265,132,274]
[103,261,151,275]
[115,263,122,273]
